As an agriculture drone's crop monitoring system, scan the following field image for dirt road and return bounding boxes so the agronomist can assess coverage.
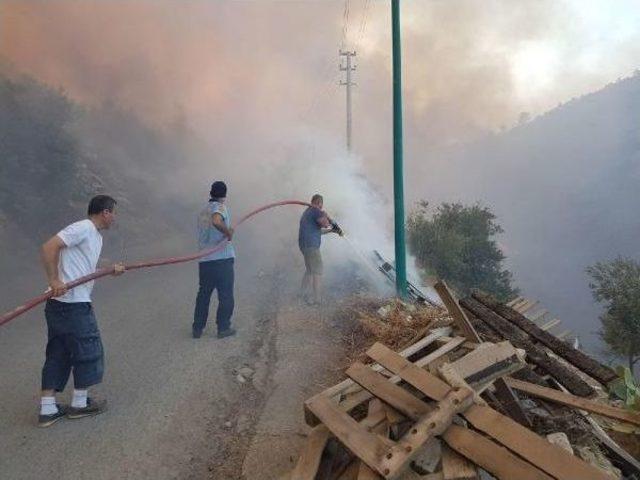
[0,238,306,480]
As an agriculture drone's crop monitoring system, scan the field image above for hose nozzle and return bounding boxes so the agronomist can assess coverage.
[330,220,344,237]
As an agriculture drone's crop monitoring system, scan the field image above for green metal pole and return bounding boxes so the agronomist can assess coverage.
[391,0,408,298]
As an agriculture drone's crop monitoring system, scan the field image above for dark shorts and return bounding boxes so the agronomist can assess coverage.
[301,248,323,275]
[41,299,104,391]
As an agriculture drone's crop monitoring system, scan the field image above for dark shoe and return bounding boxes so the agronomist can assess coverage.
[192,329,202,339]
[66,398,107,419]
[38,404,68,428]
[217,328,236,339]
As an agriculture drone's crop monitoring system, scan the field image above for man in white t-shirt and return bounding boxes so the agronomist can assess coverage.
[38,195,125,427]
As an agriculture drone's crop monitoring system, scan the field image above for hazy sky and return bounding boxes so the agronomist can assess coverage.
[2,0,638,136]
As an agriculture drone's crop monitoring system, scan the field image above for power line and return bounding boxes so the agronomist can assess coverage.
[355,0,371,51]
[340,0,351,49]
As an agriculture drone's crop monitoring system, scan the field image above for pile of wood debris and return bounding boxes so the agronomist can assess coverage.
[285,281,640,480]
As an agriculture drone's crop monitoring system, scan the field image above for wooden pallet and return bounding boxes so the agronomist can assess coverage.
[291,337,611,480]
[366,342,609,480]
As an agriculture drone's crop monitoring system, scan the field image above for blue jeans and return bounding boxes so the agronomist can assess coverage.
[193,258,235,333]
[41,299,104,391]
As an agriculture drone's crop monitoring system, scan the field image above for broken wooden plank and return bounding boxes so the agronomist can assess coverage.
[584,413,640,476]
[414,337,466,370]
[290,426,332,480]
[448,341,525,388]
[434,281,531,426]
[505,377,640,427]
[306,396,393,478]
[518,300,539,314]
[463,405,610,480]
[396,328,454,360]
[357,400,389,480]
[454,342,522,370]
[346,362,433,420]
[467,360,525,391]
[368,343,611,480]
[540,318,561,331]
[438,363,487,405]
[506,296,524,308]
[471,291,617,386]
[528,308,548,322]
[434,281,480,341]
[366,343,451,401]
[491,378,533,426]
[427,350,452,377]
[460,297,595,397]
[510,297,531,312]
[442,426,553,480]
[441,445,478,480]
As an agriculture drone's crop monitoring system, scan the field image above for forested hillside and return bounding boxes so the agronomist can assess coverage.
[425,72,640,354]
[0,72,196,249]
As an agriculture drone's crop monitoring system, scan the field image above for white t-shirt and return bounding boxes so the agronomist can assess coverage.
[53,219,103,303]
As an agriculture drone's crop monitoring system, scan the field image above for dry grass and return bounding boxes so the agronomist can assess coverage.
[334,295,451,366]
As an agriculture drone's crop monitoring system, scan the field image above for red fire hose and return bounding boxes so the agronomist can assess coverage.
[0,200,312,327]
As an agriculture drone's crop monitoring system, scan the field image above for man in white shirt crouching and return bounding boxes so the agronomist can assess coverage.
[38,195,125,427]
